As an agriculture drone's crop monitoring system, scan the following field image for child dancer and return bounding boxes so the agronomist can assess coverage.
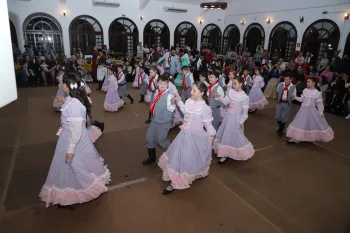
[101,72,109,92]
[208,71,225,131]
[116,65,134,104]
[199,72,209,87]
[80,76,92,105]
[132,63,140,88]
[180,66,194,102]
[39,72,110,207]
[286,77,334,144]
[143,76,176,165]
[138,65,148,103]
[158,81,215,195]
[275,76,296,137]
[219,71,226,88]
[104,68,125,112]
[226,71,236,93]
[249,68,268,112]
[214,76,255,164]
[242,68,253,95]
[145,66,159,124]
[53,68,67,111]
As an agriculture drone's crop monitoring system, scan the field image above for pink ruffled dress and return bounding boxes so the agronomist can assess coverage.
[158,99,216,190]
[104,75,125,112]
[286,88,334,142]
[53,75,67,108]
[214,89,255,160]
[39,97,110,207]
[248,75,268,109]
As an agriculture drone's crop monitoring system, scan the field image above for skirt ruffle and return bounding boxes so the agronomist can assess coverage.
[104,101,125,112]
[286,126,334,142]
[214,140,255,160]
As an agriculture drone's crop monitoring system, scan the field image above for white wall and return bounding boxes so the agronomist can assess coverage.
[6,0,350,56]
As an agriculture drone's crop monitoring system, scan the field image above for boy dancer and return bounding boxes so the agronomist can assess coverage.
[180,66,194,102]
[208,71,225,131]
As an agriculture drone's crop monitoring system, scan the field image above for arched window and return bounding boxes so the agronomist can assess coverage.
[69,15,103,55]
[201,24,222,54]
[23,13,63,54]
[222,24,240,54]
[143,20,170,49]
[174,21,197,49]
[109,17,138,56]
[243,23,265,55]
[9,20,18,46]
[301,19,340,66]
[269,21,297,61]
[343,32,350,59]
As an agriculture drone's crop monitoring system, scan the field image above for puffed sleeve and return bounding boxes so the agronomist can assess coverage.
[294,88,306,102]
[201,106,216,136]
[218,89,231,106]
[66,100,85,154]
[240,96,250,125]
[316,91,324,115]
[260,77,265,88]
[176,99,186,114]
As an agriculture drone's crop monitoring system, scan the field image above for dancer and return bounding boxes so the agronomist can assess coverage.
[275,76,296,137]
[286,77,334,144]
[180,66,194,102]
[96,49,107,90]
[53,68,67,111]
[145,66,159,124]
[158,81,215,195]
[249,68,268,112]
[242,68,253,95]
[132,62,140,88]
[116,65,134,104]
[208,71,224,131]
[81,76,93,105]
[138,65,148,103]
[143,75,176,165]
[199,71,209,87]
[214,76,255,164]
[104,67,125,112]
[39,72,110,207]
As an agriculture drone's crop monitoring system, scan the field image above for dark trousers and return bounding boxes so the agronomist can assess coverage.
[98,77,105,89]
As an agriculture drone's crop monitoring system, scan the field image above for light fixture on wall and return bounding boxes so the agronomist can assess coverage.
[140,15,144,20]
[345,12,349,20]
[299,16,304,23]
[199,20,203,24]
[62,10,66,16]
[240,20,244,25]
[266,18,271,24]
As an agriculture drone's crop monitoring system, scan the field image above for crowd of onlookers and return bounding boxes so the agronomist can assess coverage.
[12,41,350,118]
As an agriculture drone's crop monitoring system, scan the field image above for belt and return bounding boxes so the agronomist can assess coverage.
[281,100,288,103]
[119,82,126,86]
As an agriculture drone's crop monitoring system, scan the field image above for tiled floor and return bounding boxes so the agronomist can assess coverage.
[0,84,350,233]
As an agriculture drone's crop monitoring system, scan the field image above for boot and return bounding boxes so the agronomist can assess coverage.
[139,95,144,103]
[97,81,102,90]
[276,121,283,137]
[127,94,134,104]
[145,112,151,124]
[143,148,156,165]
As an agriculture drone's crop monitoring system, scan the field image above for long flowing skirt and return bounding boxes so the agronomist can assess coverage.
[101,78,109,92]
[214,113,255,160]
[286,107,334,142]
[249,86,268,109]
[88,126,102,143]
[158,129,212,190]
[39,129,111,207]
[53,86,66,108]
[104,88,125,112]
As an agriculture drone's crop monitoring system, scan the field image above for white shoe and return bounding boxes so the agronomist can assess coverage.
[345,115,350,120]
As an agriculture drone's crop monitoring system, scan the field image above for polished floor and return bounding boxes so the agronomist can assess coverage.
[0,84,350,233]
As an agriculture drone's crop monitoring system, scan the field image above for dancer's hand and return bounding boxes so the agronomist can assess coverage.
[214,93,221,98]
[57,96,66,105]
[65,153,74,163]
[171,97,180,103]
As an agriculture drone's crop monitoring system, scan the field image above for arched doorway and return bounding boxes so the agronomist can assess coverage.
[23,13,64,54]
[201,24,222,54]
[222,24,240,54]
[343,33,350,58]
[301,19,340,66]
[269,21,297,61]
[174,21,197,49]
[243,23,265,55]
[9,20,18,46]
[69,15,103,55]
[143,19,170,49]
[109,17,138,56]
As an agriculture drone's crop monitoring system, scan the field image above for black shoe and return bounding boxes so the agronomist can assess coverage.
[139,95,145,103]
[162,188,173,195]
[217,158,228,164]
[127,94,134,104]
[276,129,283,137]
[143,148,156,165]
[99,122,105,132]
[145,119,151,124]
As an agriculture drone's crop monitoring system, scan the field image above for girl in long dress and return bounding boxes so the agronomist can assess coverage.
[286,77,334,144]
[104,68,125,112]
[214,76,255,164]
[158,81,216,195]
[39,72,111,207]
[101,72,110,92]
[53,68,67,111]
[132,63,140,88]
[249,68,268,112]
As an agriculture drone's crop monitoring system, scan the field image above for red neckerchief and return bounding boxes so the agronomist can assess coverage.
[148,75,157,91]
[208,82,218,98]
[279,82,290,104]
[138,72,143,84]
[168,55,172,65]
[182,73,188,91]
[149,90,166,115]
[243,74,248,81]
[117,72,123,80]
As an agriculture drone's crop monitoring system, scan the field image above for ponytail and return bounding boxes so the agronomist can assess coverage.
[193,81,209,105]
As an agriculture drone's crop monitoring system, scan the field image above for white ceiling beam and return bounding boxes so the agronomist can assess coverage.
[139,0,150,10]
